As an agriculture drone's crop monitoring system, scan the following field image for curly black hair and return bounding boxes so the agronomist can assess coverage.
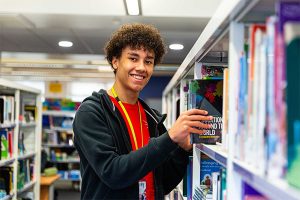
[104,23,166,72]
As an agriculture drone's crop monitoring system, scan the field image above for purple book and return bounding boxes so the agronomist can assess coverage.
[277,1,300,33]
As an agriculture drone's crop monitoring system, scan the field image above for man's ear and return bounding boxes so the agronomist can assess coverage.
[112,57,118,70]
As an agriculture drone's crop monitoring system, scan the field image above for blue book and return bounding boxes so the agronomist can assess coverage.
[199,154,222,197]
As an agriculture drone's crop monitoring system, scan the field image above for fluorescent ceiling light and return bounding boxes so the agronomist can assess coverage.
[58,41,73,48]
[169,44,184,50]
[124,0,141,15]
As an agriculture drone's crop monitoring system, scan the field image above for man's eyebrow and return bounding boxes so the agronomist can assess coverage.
[127,52,154,59]
[146,55,155,59]
[127,52,139,56]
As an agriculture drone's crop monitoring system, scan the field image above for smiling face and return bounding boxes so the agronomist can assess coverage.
[112,46,155,95]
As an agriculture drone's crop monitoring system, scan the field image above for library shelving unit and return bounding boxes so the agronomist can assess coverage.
[162,0,300,199]
[41,109,81,190]
[0,78,42,200]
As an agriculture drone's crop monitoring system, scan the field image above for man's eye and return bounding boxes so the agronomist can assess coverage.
[145,60,153,65]
[130,57,137,61]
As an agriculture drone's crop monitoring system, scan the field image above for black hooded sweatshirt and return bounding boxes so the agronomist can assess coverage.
[73,90,189,199]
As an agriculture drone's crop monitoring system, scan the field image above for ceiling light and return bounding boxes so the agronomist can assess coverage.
[58,41,73,48]
[124,0,141,15]
[169,44,184,50]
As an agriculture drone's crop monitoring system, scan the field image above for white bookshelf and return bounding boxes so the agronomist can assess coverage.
[162,0,300,199]
[41,110,81,187]
[0,78,42,200]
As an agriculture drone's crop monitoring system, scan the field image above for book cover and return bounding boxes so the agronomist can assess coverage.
[242,182,267,200]
[285,22,300,189]
[220,168,226,200]
[265,16,285,179]
[188,79,223,144]
[0,129,8,159]
[199,154,222,198]
[201,65,224,80]
[186,156,193,200]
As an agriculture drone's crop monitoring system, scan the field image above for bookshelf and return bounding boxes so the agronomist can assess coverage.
[162,0,300,199]
[0,78,42,200]
[41,109,81,186]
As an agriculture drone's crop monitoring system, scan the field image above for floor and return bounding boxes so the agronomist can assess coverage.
[55,189,80,200]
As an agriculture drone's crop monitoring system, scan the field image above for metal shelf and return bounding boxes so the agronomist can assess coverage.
[0,158,15,167]
[1,193,14,200]
[233,159,300,200]
[0,123,16,129]
[42,110,76,117]
[43,144,75,148]
[18,152,36,160]
[19,122,36,128]
[16,180,36,196]
[49,159,80,164]
[195,143,228,167]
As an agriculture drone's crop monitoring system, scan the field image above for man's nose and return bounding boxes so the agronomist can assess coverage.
[135,61,146,71]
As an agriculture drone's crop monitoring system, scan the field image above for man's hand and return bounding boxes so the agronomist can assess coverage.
[168,109,212,151]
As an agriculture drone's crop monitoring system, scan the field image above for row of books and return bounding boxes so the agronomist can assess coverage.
[193,154,227,200]
[232,1,300,190]
[185,0,300,193]
[43,98,80,111]
[0,128,31,160]
[43,114,73,129]
[0,167,13,197]
[0,96,15,125]
[17,159,35,190]
[43,129,73,146]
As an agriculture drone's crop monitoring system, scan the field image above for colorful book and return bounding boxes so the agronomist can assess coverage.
[0,129,8,159]
[188,79,223,144]
[199,154,222,198]
[201,66,224,80]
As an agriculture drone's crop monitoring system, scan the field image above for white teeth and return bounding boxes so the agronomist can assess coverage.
[131,74,144,80]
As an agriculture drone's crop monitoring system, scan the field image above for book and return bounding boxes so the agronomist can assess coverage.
[0,167,13,195]
[242,182,267,200]
[24,105,37,123]
[188,79,223,144]
[0,129,8,159]
[186,156,193,200]
[220,168,226,200]
[211,172,220,200]
[285,22,300,189]
[199,154,222,199]
[246,24,266,166]
[221,68,229,151]
[201,65,224,80]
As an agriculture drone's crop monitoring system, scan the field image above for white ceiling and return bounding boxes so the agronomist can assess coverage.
[0,0,222,80]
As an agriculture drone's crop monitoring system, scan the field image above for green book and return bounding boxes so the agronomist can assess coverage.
[0,129,8,159]
[286,22,300,189]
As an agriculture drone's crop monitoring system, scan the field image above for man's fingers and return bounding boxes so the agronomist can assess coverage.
[189,127,208,135]
[188,121,211,129]
[187,115,213,122]
[185,109,208,116]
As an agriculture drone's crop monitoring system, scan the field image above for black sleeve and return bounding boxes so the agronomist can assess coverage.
[155,121,190,194]
[162,147,190,194]
[73,101,180,190]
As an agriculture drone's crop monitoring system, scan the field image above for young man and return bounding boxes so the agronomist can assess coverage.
[73,23,212,199]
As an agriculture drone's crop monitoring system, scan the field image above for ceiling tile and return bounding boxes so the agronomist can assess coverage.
[141,0,222,17]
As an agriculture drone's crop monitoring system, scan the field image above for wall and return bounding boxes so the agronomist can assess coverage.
[140,76,172,112]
